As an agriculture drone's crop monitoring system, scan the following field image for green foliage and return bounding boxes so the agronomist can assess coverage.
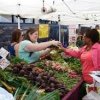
[38,90,60,100]
[53,70,80,90]
[25,86,40,100]
[10,57,28,64]
[64,57,82,74]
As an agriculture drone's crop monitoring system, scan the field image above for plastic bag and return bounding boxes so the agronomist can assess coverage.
[86,81,100,94]
[0,87,14,100]
[82,91,100,100]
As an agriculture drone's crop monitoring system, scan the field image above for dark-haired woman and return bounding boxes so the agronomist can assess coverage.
[60,29,100,84]
[8,29,24,56]
[17,28,61,63]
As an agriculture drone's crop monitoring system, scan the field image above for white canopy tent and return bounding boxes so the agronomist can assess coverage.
[40,12,100,25]
[0,0,55,18]
[0,0,100,25]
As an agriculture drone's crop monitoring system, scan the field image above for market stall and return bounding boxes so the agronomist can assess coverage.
[0,47,83,100]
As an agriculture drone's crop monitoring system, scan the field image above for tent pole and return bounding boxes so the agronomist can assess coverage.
[17,4,21,29]
[59,22,61,42]
[18,16,20,29]
[58,15,61,42]
[63,32,64,46]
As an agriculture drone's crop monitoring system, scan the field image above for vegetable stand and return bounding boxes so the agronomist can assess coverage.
[0,48,83,99]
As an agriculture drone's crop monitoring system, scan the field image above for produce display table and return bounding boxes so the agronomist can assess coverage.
[62,79,84,100]
[2,54,82,99]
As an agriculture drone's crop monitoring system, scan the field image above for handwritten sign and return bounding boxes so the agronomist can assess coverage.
[0,47,9,58]
[0,48,10,69]
[0,57,10,70]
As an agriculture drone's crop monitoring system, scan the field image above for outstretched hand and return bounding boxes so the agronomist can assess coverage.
[58,43,66,51]
[51,40,61,47]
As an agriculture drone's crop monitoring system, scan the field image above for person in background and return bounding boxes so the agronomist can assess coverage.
[8,29,24,57]
[60,29,100,84]
[95,25,99,30]
[76,35,84,48]
[95,25,100,41]
[16,28,61,63]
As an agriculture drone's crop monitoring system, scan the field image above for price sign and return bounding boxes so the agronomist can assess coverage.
[0,47,9,58]
[0,57,10,70]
